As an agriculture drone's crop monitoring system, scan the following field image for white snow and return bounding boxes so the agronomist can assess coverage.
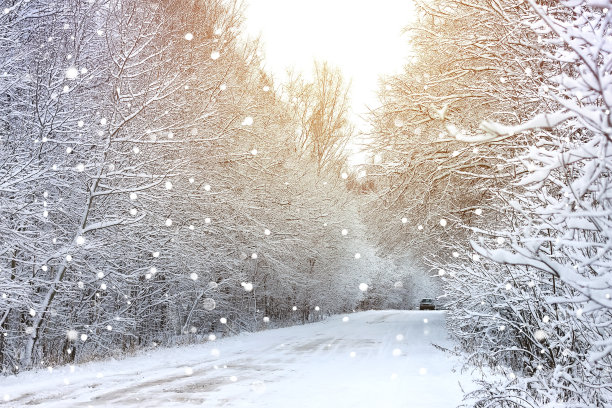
[0,310,475,407]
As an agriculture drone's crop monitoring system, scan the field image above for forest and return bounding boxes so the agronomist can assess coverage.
[1,0,611,407]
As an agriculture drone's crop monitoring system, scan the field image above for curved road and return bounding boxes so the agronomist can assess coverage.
[1,310,473,407]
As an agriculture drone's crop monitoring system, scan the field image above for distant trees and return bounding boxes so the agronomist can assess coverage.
[0,0,381,374]
[286,61,353,172]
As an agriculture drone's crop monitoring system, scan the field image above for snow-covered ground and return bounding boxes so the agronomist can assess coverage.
[0,310,476,407]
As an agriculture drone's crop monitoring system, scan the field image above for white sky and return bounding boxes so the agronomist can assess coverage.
[242,0,415,135]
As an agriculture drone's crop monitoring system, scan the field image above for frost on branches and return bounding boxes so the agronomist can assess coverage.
[447,1,612,406]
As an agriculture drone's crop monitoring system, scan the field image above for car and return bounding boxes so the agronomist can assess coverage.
[419,298,436,310]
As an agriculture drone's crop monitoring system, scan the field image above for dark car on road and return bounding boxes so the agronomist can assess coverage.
[419,298,436,310]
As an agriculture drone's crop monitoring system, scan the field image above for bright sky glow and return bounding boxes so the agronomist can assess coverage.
[243,0,415,136]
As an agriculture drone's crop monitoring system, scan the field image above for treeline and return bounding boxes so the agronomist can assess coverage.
[363,0,611,406]
[0,0,400,373]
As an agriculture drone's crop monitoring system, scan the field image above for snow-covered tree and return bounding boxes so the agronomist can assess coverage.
[452,1,612,405]
[363,0,553,300]
[0,0,377,373]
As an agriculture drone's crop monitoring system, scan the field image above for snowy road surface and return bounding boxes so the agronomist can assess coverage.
[1,310,474,407]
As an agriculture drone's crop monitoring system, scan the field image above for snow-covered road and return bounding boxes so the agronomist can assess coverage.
[1,310,474,407]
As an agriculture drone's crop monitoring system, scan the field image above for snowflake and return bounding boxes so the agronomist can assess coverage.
[65,67,78,80]
[534,330,547,341]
